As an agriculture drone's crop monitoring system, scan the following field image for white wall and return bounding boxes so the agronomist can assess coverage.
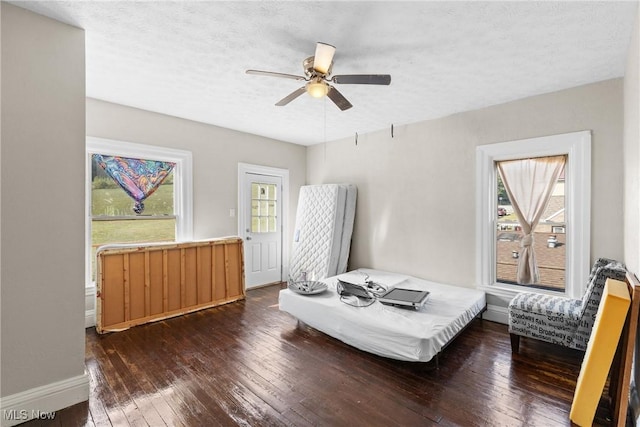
[0,1,4,408]
[0,0,4,407]
[623,4,640,423]
[308,79,624,295]
[1,2,88,421]
[624,4,640,276]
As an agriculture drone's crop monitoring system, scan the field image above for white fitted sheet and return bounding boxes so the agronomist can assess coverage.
[279,269,486,362]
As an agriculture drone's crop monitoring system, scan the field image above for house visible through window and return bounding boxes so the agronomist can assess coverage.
[496,157,566,292]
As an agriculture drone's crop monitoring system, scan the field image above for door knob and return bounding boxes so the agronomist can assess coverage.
[246,236,252,240]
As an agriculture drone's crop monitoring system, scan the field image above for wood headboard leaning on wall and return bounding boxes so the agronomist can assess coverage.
[96,237,245,334]
[610,272,640,426]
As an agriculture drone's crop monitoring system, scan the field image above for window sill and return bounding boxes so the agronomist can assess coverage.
[478,283,567,301]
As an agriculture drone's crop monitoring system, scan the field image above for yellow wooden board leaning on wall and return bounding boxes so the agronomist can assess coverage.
[570,278,630,426]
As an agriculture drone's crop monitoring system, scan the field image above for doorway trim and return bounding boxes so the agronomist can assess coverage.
[238,163,290,285]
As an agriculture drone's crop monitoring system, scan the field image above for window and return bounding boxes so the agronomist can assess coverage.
[86,137,193,285]
[251,182,278,233]
[476,131,591,299]
[495,157,566,291]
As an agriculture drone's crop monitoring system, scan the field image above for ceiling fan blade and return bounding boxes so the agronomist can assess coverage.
[313,42,336,74]
[275,86,307,106]
[332,74,391,85]
[246,70,306,81]
[327,86,353,111]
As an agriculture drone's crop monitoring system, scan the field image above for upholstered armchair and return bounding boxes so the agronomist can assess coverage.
[508,258,627,352]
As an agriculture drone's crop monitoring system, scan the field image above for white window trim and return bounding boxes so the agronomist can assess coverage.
[86,136,193,288]
[476,130,591,300]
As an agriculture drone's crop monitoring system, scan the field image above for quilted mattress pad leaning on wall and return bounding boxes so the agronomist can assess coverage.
[289,184,357,281]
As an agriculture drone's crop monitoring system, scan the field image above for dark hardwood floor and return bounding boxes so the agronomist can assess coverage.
[22,284,613,426]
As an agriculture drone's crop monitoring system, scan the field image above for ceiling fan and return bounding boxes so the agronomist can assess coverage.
[246,42,391,111]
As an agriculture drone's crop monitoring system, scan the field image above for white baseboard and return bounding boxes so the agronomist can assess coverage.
[85,285,96,328]
[483,304,509,324]
[85,309,95,328]
[0,373,89,427]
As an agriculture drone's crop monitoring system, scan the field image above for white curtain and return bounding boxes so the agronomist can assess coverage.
[497,155,566,284]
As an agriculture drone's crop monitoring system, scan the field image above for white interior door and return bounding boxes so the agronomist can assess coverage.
[242,173,282,288]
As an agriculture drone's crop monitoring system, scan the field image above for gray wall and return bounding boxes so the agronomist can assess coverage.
[624,2,640,277]
[86,98,306,246]
[308,79,624,294]
[623,5,640,424]
[1,2,86,398]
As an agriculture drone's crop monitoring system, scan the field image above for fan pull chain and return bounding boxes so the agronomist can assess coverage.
[323,97,327,160]
[391,124,394,138]
[355,132,358,146]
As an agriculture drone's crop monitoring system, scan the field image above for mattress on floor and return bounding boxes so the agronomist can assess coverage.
[279,269,486,362]
[290,184,356,280]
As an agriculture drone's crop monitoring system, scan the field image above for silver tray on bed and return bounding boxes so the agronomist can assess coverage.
[288,280,328,295]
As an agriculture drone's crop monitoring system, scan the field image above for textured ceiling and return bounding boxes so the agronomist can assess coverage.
[11,1,639,146]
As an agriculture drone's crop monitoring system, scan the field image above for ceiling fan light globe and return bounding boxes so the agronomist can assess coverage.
[306,81,329,98]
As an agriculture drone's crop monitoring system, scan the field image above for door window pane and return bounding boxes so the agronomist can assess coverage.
[251,182,277,233]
